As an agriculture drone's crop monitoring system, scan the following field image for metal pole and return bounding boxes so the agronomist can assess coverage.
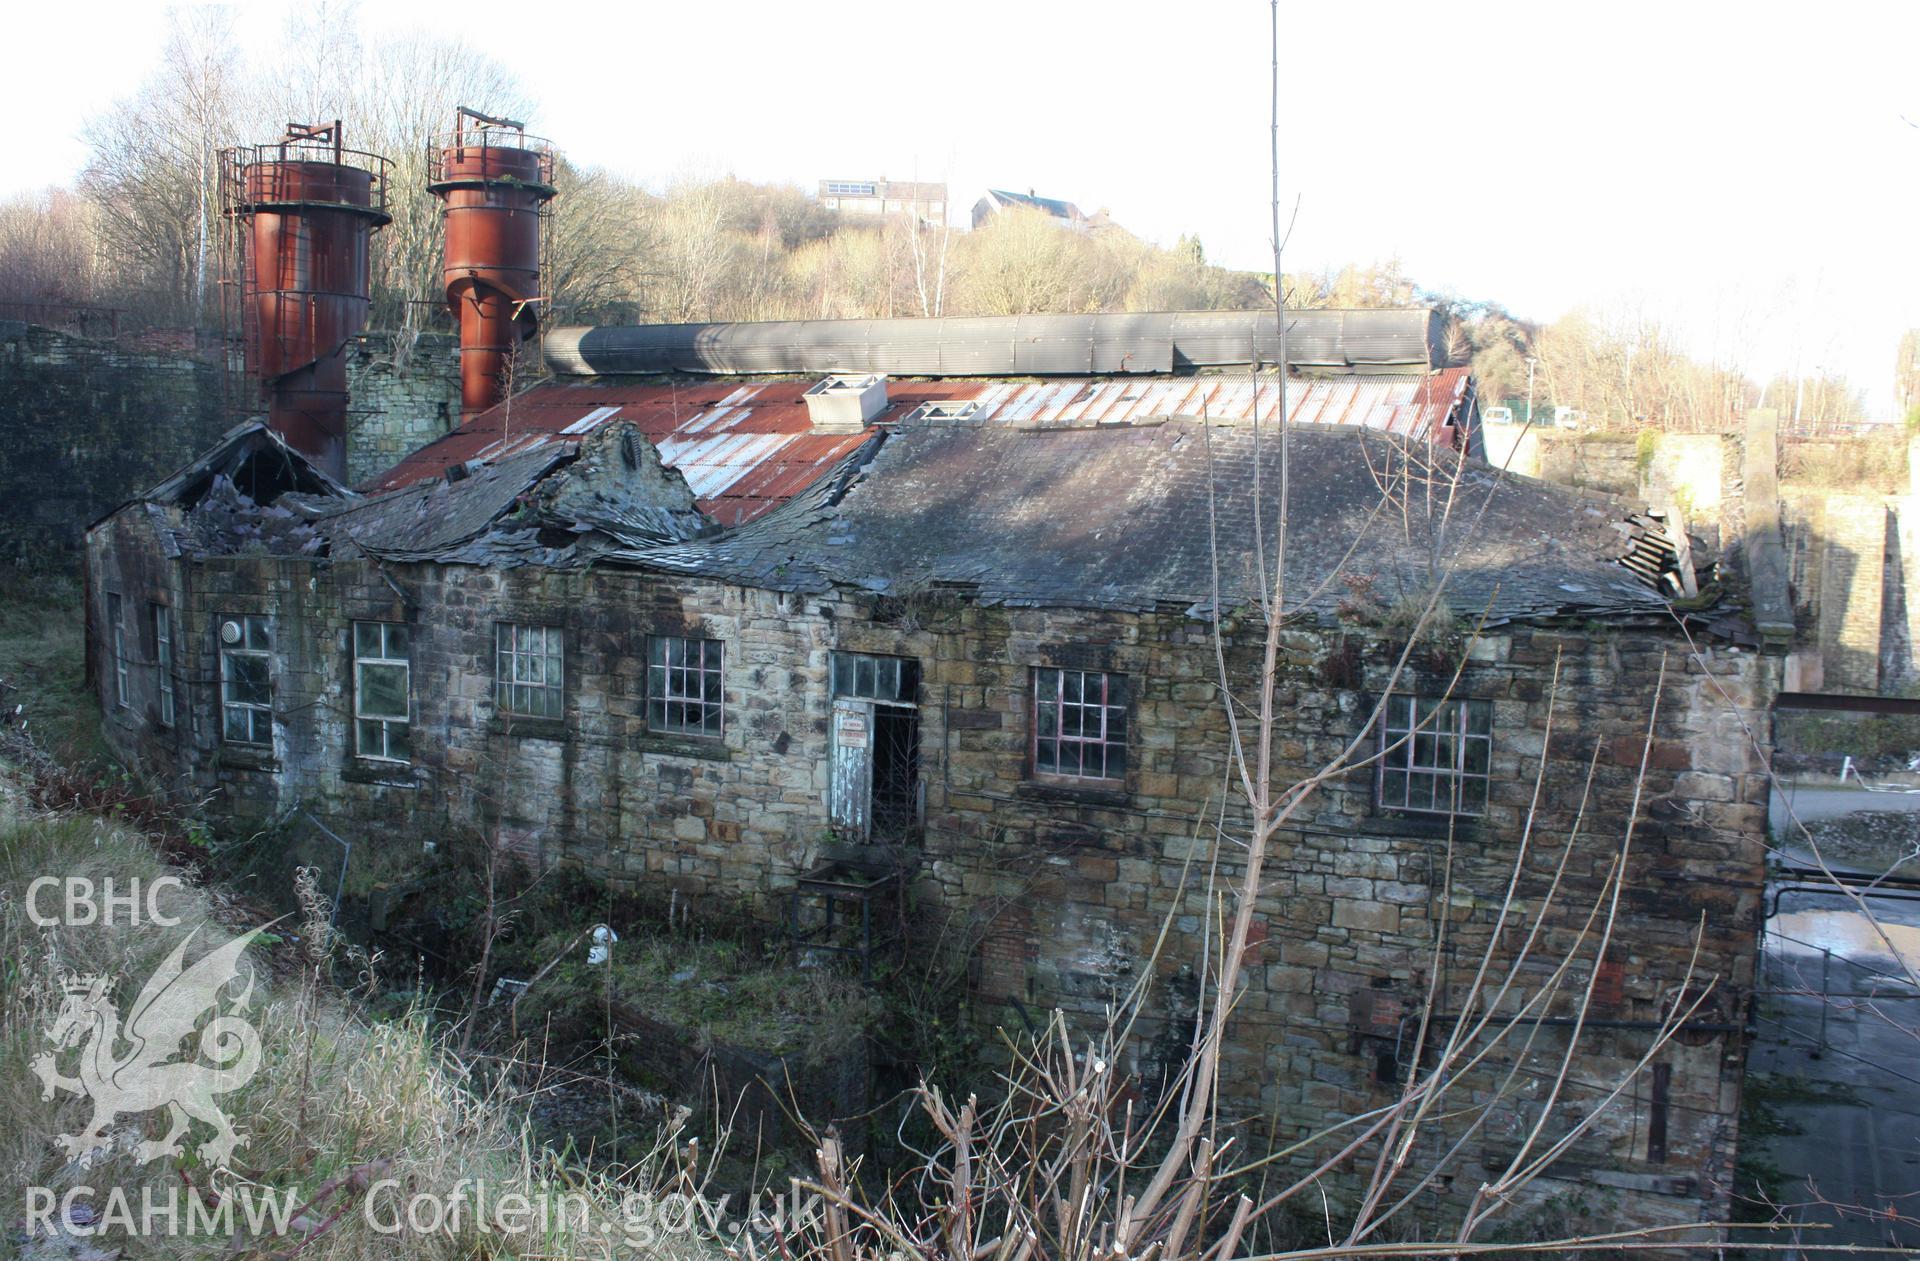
[1815,946,1831,1057]
[861,895,873,984]
[1525,356,1537,425]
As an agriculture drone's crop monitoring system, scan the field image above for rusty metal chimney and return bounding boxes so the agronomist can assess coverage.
[428,108,556,424]
[222,122,390,480]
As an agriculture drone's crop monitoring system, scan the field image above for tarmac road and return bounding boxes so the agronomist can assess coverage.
[1742,880,1920,1256]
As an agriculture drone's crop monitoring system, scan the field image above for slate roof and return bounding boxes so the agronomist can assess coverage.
[105,403,1669,628]
[615,422,1670,624]
[979,189,1085,221]
[314,444,574,563]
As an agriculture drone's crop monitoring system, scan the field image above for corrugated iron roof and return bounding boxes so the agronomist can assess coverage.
[368,378,905,525]
[369,369,1475,521]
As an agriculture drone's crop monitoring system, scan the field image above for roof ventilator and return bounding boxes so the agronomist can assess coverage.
[803,374,890,432]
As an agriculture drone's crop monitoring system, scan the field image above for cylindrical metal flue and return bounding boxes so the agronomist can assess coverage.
[224,123,390,479]
[428,108,556,424]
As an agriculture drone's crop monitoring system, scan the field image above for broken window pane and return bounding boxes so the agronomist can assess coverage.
[227,655,269,705]
[829,652,919,704]
[152,604,174,728]
[648,635,723,736]
[107,594,129,709]
[1377,693,1492,817]
[353,621,411,762]
[220,615,273,746]
[497,623,564,718]
[1032,666,1129,783]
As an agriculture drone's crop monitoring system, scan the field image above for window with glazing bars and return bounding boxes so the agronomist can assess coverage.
[151,604,174,728]
[496,623,564,717]
[1032,667,1128,781]
[830,651,919,704]
[353,621,411,762]
[107,594,128,708]
[1377,695,1491,815]
[220,615,272,745]
[647,636,723,736]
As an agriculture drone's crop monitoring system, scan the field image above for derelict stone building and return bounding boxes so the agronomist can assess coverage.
[84,312,1774,1232]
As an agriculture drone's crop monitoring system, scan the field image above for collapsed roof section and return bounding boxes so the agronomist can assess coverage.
[366,376,890,524]
[109,421,355,520]
[102,419,710,568]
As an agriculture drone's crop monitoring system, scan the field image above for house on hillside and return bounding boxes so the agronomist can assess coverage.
[971,187,1101,231]
[83,310,1772,1235]
[817,178,949,228]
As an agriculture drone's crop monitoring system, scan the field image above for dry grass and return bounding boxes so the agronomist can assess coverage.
[0,569,103,768]
[1781,433,1910,494]
[0,795,720,1260]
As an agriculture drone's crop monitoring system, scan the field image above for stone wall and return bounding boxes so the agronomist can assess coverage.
[0,321,228,568]
[0,324,460,568]
[1775,477,1920,695]
[1487,421,1920,695]
[1537,434,1642,498]
[344,332,461,486]
[83,527,1775,1231]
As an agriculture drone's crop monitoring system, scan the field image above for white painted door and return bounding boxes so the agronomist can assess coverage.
[829,697,874,838]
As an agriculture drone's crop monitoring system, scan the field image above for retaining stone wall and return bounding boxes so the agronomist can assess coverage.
[0,324,459,568]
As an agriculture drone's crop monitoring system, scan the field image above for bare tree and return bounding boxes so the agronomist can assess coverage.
[949,206,1089,316]
[256,12,531,340]
[77,6,246,327]
[907,204,955,319]
[644,179,750,322]
[544,158,649,326]
[0,189,105,311]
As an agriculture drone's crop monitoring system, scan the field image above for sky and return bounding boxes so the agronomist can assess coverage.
[6,0,1919,413]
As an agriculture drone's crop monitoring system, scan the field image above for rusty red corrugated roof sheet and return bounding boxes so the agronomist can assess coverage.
[368,369,1474,524]
[367,379,946,525]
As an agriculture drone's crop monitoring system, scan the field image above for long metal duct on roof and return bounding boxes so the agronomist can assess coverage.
[544,309,1442,379]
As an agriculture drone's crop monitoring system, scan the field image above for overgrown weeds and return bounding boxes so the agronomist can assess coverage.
[521,930,875,1063]
[0,567,102,767]
[1781,432,1910,494]
[0,790,720,1259]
